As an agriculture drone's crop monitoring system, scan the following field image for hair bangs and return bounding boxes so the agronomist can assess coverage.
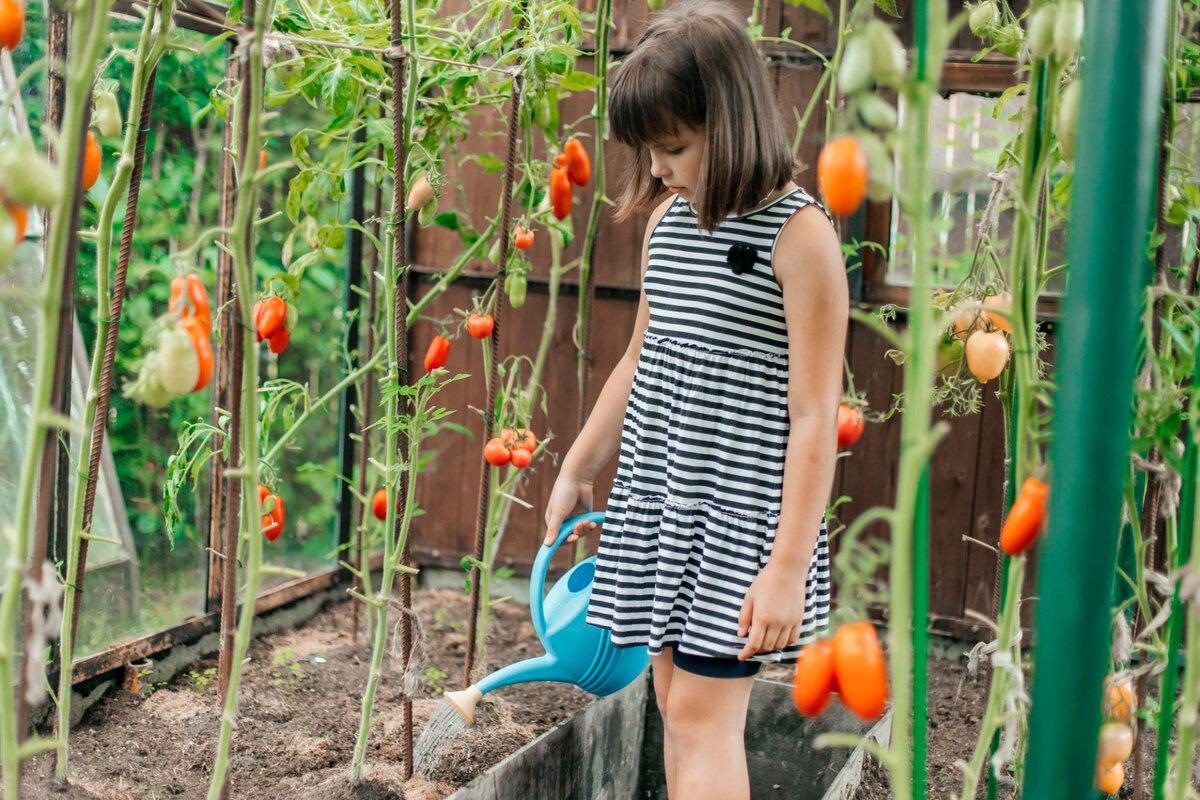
[610,55,700,149]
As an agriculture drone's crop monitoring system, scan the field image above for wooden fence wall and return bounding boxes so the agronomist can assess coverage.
[402,0,1045,641]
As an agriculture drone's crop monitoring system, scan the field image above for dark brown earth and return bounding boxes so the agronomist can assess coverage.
[21,588,593,799]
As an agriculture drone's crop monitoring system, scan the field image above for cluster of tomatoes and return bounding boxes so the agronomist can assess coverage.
[484,428,538,469]
[124,274,214,406]
[549,138,590,221]
[253,294,296,354]
[1094,674,1135,795]
[815,20,906,217]
[941,291,1013,383]
[259,484,286,542]
[792,621,889,721]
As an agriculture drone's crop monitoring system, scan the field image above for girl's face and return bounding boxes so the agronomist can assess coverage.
[647,123,705,198]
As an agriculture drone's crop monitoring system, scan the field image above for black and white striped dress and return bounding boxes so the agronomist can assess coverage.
[585,186,834,665]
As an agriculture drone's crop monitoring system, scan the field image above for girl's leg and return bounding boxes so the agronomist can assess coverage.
[650,646,678,798]
[664,666,757,800]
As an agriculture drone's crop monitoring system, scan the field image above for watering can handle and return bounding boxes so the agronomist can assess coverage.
[530,510,605,641]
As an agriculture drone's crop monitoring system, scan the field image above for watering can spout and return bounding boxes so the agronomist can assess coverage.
[443,685,483,725]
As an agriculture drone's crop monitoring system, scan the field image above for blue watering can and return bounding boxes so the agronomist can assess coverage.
[443,511,650,724]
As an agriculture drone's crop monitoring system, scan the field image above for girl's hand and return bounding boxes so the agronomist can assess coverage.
[736,561,808,661]
[543,472,599,547]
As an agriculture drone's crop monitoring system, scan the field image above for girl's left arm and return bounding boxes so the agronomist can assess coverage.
[737,204,848,659]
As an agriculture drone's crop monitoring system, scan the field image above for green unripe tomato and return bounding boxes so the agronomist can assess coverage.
[418,194,439,227]
[857,93,897,130]
[1027,5,1057,60]
[534,93,553,129]
[867,21,906,87]
[94,91,123,138]
[1057,80,1082,162]
[0,138,62,209]
[856,132,894,203]
[994,23,1023,58]
[968,2,999,37]
[505,270,527,308]
[1053,1,1083,62]
[647,0,665,10]
[838,36,873,94]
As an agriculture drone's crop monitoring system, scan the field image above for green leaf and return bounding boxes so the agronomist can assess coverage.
[558,71,601,91]
[433,210,461,231]
[475,152,505,174]
[781,0,832,21]
[993,83,1028,119]
[872,0,899,17]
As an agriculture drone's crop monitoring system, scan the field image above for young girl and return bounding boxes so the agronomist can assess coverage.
[543,1,846,796]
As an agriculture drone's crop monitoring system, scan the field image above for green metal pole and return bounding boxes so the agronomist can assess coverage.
[912,466,929,800]
[1152,338,1200,799]
[1021,1,1170,798]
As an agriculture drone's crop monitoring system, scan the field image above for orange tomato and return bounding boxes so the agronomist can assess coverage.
[836,404,865,449]
[178,316,214,392]
[259,150,267,171]
[562,138,591,186]
[792,639,836,716]
[82,130,101,191]
[832,621,888,721]
[983,291,1013,333]
[5,200,27,243]
[169,273,212,334]
[1101,675,1136,724]
[816,137,868,217]
[484,437,511,466]
[1096,760,1124,796]
[0,0,24,50]
[550,167,572,220]
[999,476,1049,556]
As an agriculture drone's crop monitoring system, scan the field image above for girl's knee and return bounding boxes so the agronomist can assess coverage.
[664,676,751,744]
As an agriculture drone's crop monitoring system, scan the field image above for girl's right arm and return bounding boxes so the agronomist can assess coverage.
[542,194,676,547]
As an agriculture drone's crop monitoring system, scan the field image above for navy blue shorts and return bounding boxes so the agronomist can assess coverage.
[671,649,762,679]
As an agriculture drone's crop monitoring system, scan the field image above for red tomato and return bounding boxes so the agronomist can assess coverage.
[425,334,450,372]
[562,138,591,186]
[0,0,25,51]
[510,448,532,469]
[255,295,287,341]
[550,167,572,220]
[260,485,284,541]
[372,488,389,521]
[836,404,865,449]
[513,428,537,453]
[513,227,535,250]
[267,327,290,354]
[484,437,511,466]
[467,313,495,339]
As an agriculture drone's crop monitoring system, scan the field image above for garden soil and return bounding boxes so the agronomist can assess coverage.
[18,588,1199,799]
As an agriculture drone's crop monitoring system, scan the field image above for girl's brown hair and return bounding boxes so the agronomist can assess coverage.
[609,0,802,233]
